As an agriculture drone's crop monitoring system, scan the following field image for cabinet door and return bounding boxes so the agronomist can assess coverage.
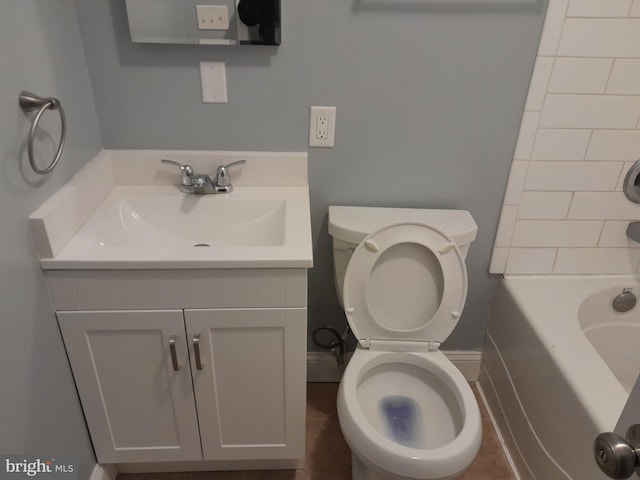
[57,310,202,464]
[185,308,306,461]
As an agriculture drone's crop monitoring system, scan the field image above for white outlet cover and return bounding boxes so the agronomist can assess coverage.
[200,61,228,103]
[309,106,336,148]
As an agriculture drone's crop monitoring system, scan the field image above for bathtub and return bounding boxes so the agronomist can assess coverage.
[479,275,639,480]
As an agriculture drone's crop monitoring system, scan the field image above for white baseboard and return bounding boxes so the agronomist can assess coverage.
[89,464,117,480]
[444,350,483,381]
[306,351,349,382]
[307,350,482,382]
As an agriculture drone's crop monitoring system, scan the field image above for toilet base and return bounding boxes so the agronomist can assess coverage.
[350,449,467,480]
[352,452,386,480]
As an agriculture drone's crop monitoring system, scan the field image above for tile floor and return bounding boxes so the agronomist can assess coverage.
[119,383,515,480]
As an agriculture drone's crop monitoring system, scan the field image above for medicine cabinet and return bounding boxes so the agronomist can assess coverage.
[125,0,280,46]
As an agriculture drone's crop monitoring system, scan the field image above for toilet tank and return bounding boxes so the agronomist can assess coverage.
[328,206,478,306]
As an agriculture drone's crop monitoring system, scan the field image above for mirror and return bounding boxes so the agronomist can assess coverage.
[125,0,280,46]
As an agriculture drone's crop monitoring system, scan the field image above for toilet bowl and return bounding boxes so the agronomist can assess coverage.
[329,206,482,480]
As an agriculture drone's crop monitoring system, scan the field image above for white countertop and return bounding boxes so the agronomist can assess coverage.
[30,150,313,269]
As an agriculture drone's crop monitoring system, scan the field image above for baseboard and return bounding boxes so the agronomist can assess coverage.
[444,350,483,381]
[306,351,349,382]
[89,464,117,480]
[307,350,482,382]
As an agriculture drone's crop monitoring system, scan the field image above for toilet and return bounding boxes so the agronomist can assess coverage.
[329,206,482,480]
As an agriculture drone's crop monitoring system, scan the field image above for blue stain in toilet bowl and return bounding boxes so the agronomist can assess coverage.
[380,395,424,448]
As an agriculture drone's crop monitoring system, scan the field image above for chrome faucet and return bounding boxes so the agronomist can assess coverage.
[161,159,246,194]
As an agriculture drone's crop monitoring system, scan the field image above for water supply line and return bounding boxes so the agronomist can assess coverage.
[311,326,350,366]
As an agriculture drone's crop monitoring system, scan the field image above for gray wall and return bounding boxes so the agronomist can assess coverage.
[76,0,547,350]
[0,1,101,476]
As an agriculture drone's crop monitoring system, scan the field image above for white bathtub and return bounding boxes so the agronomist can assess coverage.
[479,275,639,480]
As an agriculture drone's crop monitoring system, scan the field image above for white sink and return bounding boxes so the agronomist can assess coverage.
[30,150,313,269]
[73,187,287,248]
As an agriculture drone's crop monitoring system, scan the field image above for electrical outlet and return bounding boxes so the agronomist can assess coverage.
[196,5,229,30]
[316,114,328,139]
[309,106,336,147]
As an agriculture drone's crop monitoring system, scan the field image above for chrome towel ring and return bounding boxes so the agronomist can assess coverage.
[19,91,67,175]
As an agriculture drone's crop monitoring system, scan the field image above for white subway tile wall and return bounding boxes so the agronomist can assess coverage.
[517,191,572,219]
[491,0,640,275]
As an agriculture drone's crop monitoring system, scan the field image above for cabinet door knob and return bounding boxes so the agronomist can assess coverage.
[169,337,180,371]
[193,334,204,370]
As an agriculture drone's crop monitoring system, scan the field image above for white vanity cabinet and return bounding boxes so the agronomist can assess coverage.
[52,269,308,472]
[30,151,313,473]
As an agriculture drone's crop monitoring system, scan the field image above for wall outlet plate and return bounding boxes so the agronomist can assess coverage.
[200,62,228,103]
[309,106,336,147]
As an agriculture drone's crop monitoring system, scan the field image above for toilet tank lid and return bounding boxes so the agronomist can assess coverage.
[328,206,478,246]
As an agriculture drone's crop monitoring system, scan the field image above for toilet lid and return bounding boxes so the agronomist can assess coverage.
[343,222,467,347]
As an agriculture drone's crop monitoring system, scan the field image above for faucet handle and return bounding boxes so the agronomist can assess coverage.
[215,159,246,188]
[161,159,194,187]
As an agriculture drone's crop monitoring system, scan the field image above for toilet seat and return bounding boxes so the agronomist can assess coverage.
[343,222,467,349]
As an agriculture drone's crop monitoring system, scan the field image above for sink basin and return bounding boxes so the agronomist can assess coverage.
[29,150,313,269]
[71,187,286,248]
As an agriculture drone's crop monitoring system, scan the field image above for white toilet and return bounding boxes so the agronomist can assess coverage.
[329,206,482,480]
